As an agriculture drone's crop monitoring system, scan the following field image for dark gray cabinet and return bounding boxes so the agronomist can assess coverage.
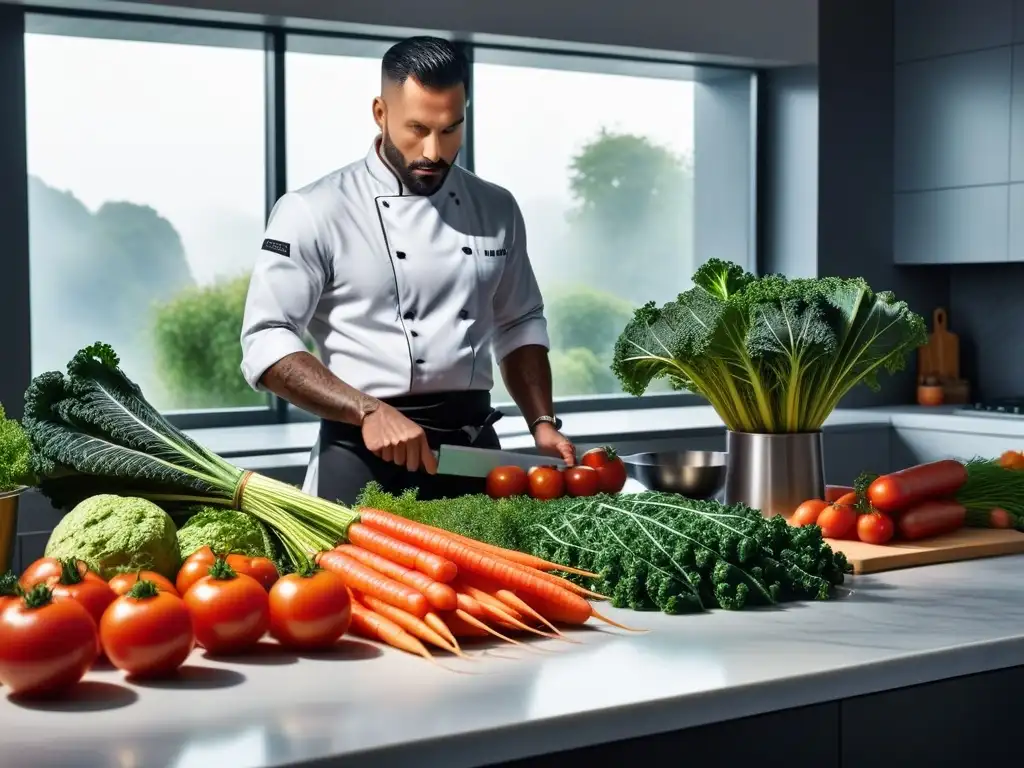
[894,48,1012,192]
[895,0,1013,61]
[894,185,1009,264]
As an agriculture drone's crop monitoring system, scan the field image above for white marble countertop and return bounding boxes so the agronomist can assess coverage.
[5,555,1024,768]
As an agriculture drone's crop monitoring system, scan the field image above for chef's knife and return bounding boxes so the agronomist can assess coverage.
[433,445,566,478]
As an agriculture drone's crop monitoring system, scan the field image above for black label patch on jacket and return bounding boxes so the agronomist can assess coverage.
[262,238,291,257]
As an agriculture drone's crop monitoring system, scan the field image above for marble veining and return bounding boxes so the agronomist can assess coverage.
[4,555,1024,768]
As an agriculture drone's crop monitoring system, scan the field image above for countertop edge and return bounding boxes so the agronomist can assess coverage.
[335,633,1024,768]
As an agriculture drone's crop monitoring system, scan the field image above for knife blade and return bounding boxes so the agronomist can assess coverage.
[433,445,566,478]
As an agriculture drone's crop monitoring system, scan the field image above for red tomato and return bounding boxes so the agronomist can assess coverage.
[485,465,529,499]
[580,446,628,493]
[108,571,180,597]
[825,485,855,503]
[989,507,1015,529]
[20,557,101,591]
[269,569,352,650]
[528,466,565,500]
[817,502,858,539]
[790,499,829,527]
[563,466,600,497]
[50,568,117,627]
[226,555,279,591]
[100,581,194,678]
[857,512,895,545]
[833,491,859,507]
[175,546,216,596]
[0,585,99,697]
[184,560,270,655]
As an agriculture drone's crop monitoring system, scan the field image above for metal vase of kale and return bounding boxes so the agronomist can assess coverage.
[724,431,825,518]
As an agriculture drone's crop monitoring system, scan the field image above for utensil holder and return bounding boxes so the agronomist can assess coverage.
[723,431,825,518]
[0,488,22,574]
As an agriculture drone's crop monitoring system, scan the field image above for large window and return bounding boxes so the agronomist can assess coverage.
[473,52,755,403]
[11,15,755,427]
[24,19,267,413]
[285,37,392,190]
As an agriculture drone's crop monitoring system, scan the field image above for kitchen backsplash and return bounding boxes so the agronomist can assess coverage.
[948,262,1024,400]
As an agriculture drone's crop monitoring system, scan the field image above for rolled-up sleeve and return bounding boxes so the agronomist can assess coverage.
[491,195,550,362]
[240,192,327,391]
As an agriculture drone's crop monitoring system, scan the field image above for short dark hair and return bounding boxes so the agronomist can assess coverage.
[381,36,469,92]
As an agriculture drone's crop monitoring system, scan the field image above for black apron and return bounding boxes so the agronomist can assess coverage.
[316,391,503,506]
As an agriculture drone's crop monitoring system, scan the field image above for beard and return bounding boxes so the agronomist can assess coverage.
[380,132,451,196]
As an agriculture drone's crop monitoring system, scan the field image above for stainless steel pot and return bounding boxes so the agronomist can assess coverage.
[723,431,824,517]
[622,450,727,498]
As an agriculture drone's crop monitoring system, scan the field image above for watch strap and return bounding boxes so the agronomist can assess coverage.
[530,414,562,433]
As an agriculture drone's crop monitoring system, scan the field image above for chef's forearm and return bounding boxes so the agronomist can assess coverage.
[499,344,555,425]
[260,352,375,425]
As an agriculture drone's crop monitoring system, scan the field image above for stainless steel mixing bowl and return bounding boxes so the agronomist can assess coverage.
[622,450,728,498]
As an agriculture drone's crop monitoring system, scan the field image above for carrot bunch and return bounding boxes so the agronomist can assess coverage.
[314,510,633,659]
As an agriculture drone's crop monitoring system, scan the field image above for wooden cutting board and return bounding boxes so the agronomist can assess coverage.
[917,307,960,382]
[827,528,1024,574]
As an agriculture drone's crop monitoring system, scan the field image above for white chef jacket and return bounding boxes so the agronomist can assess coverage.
[239,139,550,493]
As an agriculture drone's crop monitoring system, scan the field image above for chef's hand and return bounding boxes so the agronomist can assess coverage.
[362,402,438,474]
[533,422,576,466]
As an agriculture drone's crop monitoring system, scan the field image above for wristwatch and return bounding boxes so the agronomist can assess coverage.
[357,395,380,424]
[529,414,562,434]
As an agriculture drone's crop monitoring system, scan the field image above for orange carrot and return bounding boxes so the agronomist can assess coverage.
[357,592,462,656]
[358,508,595,623]
[459,573,563,636]
[454,590,487,619]
[347,523,458,583]
[499,557,610,600]
[457,586,556,639]
[441,610,490,638]
[316,550,429,618]
[349,601,434,660]
[336,544,457,612]
[417,523,597,578]
[452,576,524,621]
[517,592,644,631]
[497,590,564,636]
[423,612,461,651]
[453,608,525,646]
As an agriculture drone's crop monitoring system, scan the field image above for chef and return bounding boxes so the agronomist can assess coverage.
[239,35,576,505]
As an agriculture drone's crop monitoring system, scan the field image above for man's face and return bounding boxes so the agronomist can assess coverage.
[373,76,466,195]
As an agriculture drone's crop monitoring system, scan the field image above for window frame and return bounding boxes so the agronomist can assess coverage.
[4,7,759,429]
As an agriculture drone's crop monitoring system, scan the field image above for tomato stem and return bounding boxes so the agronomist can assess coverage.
[207,557,237,581]
[127,579,161,600]
[22,583,54,609]
[295,558,318,578]
[58,558,85,585]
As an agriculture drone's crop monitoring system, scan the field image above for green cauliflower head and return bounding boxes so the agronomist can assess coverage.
[45,494,180,580]
[176,506,275,560]
[0,403,36,493]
